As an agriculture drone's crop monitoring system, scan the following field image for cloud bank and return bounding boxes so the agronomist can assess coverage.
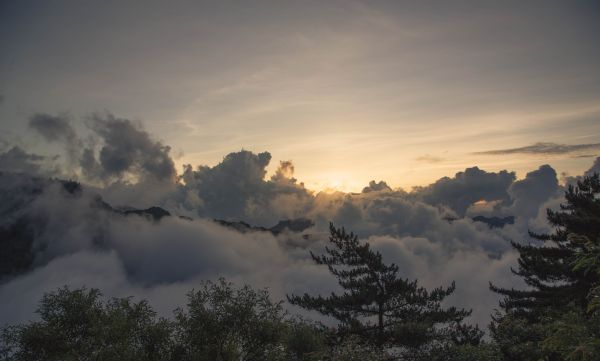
[1,112,598,330]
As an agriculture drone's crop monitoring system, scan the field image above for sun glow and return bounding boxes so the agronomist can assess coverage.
[303,174,362,194]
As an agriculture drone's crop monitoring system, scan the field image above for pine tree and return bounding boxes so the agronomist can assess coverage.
[490,174,600,315]
[490,173,600,360]
[287,223,471,353]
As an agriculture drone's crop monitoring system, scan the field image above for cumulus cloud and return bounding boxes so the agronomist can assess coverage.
[412,167,516,216]
[362,180,392,193]
[507,165,560,229]
[83,114,177,183]
[178,150,313,225]
[474,142,600,156]
[271,160,297,183]
[26,112,177,186]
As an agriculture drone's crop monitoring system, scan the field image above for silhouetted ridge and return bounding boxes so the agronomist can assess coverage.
[269,218,314,234]
[472,215,514,228]
[122,206,171,221]
[0,172,175,282]
[215,218,314,235]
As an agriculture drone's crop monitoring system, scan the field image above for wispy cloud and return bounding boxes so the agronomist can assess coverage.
[414,154,445,163]
[474,142,600,156]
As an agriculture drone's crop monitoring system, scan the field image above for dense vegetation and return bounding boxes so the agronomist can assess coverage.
[1,174,599,360]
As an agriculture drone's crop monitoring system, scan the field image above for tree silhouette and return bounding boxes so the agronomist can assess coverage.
[491,174,600,314]
[490,173,600,360]
[288,223,471,353]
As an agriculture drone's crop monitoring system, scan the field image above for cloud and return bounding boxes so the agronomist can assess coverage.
[412,167,516,216]
[474,142,600,156]
[2,113,592,333]
[414,154,444,163]
[584,156,600,177]
[29,113,77,143]
[507,165,560,229]
[0,146,46,175]
[0,173,332,324]
[178,150,313,225]
[29,113,82,168]
[271,160,296,183]
[26,112,178,185]
[0,170,519,329]
[362,180,392,193]
[84,114,177,183]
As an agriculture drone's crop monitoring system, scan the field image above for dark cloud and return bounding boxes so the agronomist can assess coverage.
[29,113,81,168]
[179,150,313,225]
[0,146,45,175]
[507,165,560,230]
[412,167,516,216]
[29,113,76,143]
[83,114,177,183]
[27,112,178,184]
[474,142,600,155]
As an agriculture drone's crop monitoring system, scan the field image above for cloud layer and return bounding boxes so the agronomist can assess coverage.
[1,113,598,331]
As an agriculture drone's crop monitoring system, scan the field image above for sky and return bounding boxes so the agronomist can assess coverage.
[1,0,600,192]
[2,0,600,331]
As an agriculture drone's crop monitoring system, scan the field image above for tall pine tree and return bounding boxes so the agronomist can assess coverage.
[287,223,471,352]
[490,173,600,360]
[490,174,600,315]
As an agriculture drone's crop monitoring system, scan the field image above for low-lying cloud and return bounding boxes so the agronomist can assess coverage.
[1,111,599,331]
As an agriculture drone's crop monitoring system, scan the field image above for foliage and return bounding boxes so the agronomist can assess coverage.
[0,281,337,361]
[428,342,503,361]
[0,287,172,361]
[540,308,600,361]
[287,223,472,355]
[491,174,600,313]
[321,335,384,361]
[490,173,600,360]
[172,278,288,361]
[570,233,600,313]
[280,317,328,360]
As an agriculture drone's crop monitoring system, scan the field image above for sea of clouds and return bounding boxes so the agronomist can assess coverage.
[1,112,599,328]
